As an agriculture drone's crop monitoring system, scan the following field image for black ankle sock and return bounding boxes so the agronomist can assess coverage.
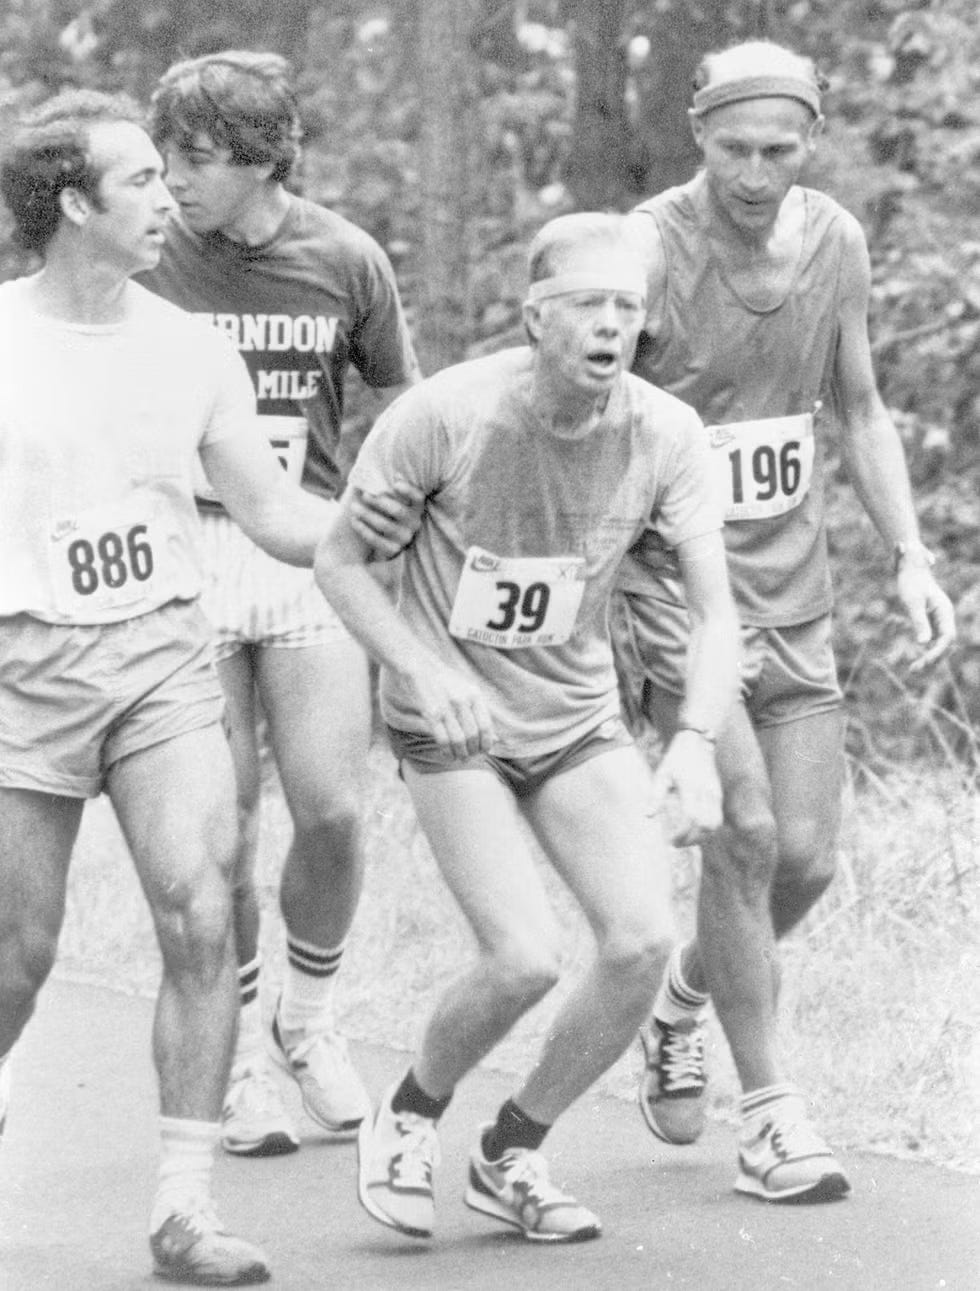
[481,1098,550,1161]
[390,1068,452,1122]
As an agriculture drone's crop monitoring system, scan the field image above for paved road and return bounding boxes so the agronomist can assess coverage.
[1,980,977,1290]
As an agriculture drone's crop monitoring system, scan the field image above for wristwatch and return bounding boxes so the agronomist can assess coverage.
[893,540,936,573]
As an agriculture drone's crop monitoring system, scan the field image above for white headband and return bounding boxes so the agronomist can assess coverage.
[691,74,822,118]
[526,271,646,305]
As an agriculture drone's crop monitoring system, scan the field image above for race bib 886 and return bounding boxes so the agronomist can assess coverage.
[49,496,168,616]
[449,547,586,649]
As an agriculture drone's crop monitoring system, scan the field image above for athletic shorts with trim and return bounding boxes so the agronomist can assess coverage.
[0,599,223,799]
[386,715,633,799]
[199,510,349,663]
[612,589,842,729]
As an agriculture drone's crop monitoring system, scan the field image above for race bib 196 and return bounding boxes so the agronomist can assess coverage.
[49,496,168,616]
[449,547,586,649]
[708,413,814,522]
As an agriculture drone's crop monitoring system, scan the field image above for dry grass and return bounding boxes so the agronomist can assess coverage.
[56,735,979,1173]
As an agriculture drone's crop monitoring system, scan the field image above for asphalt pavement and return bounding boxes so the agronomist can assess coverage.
[1,979,977,1290]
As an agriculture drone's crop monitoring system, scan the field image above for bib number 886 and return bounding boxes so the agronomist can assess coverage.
[67,524,154,596]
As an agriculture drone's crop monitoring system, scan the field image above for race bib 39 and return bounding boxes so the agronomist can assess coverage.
[449,547,586,649]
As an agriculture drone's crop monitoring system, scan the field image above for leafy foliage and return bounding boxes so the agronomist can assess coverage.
[0,0,977,760]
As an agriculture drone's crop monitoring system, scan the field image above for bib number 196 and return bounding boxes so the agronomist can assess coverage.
[728,440,801,506]
[709,413,815,522]
[67,524,154,596]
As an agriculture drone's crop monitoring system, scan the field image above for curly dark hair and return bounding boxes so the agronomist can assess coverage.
[150,50,302,183]
[0,89,144,254]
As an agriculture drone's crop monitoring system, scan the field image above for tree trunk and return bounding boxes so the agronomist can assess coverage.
[415,0,478,373]
[566,0,631,210]
[633,0,752,198]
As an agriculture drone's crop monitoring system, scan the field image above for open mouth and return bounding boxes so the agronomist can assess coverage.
[586,350,618,376]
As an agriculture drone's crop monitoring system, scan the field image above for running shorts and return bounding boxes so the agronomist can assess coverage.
[612,589,843,730]
[199,511,349,663]
[386,715,633,799]
[0,599,223,798]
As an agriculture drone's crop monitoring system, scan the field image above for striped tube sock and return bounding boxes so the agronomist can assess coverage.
[280,934,346,1034]
[150,1117,219,1231]
[232,954,264,1077]
[653,942,710,1025]
[739,1083,801,1132]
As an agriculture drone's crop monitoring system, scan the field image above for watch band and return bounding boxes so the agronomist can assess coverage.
[893,540,936,573]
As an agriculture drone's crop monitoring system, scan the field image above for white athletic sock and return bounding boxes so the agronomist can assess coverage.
[232,955,264,1077]
[150,1117,219,1231]
[653,942,710,1024]
[738,1082,801,1135]
[279,934,346,1035]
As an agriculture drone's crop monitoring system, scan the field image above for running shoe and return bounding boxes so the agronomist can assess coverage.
[735,1099,851,1203]
[270,1002,371,1132]
[357,1085,440,1238]
[638,1015,708,1144]
[150,1197,270,1285]
[221,1063,300,1157]
[465,1129,602,1243]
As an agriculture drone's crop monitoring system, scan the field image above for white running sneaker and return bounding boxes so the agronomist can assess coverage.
[465,1129,602,1243]
[150,1196,270,1285]
[221,1064,299,1157]
[736,1097,851,1203]
[357,1085,440,1239]
[638,1015,708,1145]
[270,1003,371,1133]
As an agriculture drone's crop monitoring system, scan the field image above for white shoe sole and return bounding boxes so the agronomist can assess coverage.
[221,1130,299,1158]
[356,1116,434,1239]
[735,1167,851,1204]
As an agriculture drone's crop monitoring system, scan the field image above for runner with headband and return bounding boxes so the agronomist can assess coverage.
[315,211,739,1244]
[613,38,955,1203]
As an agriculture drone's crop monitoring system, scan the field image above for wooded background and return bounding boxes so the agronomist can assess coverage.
[1,0,978,765]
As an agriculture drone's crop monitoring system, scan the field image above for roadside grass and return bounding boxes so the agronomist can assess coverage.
[56,733,979,1173]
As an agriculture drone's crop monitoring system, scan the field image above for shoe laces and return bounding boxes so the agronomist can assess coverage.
[390,1112,440,1188]
[160,1195,224,1240]
[656,1018,706,1092]
[288,1028,353,1074]
[496,1149,568,1207]
[766,1115,832,1162]
[228,1066,285,1117]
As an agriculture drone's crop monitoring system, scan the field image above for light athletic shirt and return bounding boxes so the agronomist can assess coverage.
[348,347,721,755]
[621,182,851,627]
[0,277,257,625]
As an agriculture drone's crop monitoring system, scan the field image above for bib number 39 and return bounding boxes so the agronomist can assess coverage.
[449,547,586,648]
[67,524,154,596]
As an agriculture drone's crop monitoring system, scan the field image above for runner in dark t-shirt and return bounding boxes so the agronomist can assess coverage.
[143,51,421,1161]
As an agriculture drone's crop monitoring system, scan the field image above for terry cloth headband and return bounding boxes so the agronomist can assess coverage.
[691,74,822,118]
[526,271,646,304]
